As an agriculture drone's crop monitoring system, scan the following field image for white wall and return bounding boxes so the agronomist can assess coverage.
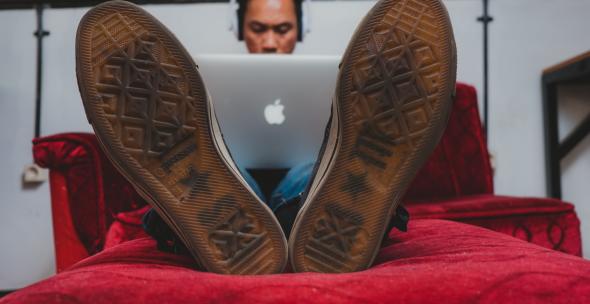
[560,85,590,256]
[488,0,590,197]
[487,0,590,256]
[0,0,588,289]
[39,1,486,134]
[0,10,55,290]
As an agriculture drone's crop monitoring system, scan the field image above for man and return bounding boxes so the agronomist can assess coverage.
[240,0,300,53]
[76,0,456,275]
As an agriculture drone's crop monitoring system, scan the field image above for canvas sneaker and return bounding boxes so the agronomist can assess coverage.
[288,0,457,273]
[76,0,288,275]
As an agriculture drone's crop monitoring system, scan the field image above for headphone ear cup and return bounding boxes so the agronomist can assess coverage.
[228,0,239,38]
[301,0,311,40]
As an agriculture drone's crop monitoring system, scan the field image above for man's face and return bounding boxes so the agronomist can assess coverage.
[243,0,298,54]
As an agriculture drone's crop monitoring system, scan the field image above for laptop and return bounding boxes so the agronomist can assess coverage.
[196,54,340,169]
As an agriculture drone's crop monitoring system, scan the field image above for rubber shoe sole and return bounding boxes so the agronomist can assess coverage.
[289,0,456,273]
[76,0,287,275]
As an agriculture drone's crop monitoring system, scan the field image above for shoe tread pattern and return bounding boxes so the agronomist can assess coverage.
[78,1,286,275]
[291,0,455,273]
[91,13,198,162]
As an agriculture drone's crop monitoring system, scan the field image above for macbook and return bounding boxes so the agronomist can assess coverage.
[196,54,340,169]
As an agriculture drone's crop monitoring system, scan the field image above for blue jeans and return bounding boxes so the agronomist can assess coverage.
[240,162,314,212]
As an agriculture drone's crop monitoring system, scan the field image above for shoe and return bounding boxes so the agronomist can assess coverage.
[289,0,456,273]
[76,0,287,275]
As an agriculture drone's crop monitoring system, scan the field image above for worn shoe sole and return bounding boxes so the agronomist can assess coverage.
[76,1,287,275]
[289,0,456,273]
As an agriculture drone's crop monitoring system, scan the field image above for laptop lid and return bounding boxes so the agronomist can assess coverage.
[196,54,339,169]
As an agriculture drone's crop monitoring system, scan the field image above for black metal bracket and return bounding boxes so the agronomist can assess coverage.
[542,52,590,199]
[477,0,493,142]
[33,4,49,138]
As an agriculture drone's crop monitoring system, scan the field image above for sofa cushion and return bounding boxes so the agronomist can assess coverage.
[3,220,588,304]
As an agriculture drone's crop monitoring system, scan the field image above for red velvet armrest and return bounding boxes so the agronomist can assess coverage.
[44,169,90,272]
[406,194,582,256]
[33,133,146,271]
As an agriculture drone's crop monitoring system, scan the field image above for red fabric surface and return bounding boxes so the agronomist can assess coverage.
[3,220,589,304]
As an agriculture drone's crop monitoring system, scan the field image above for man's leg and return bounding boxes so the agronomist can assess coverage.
[269,162,315,237]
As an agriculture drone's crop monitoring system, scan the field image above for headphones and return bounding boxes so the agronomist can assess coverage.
[228,0,311,41]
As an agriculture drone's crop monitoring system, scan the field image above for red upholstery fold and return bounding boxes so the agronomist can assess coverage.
[104,206,150,249]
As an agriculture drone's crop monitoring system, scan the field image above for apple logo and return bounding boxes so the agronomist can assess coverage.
[264,99,285,125]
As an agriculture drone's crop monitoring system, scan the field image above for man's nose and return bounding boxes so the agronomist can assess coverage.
[261,31,279,53]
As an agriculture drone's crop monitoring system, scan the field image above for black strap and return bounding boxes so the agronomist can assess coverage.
[389,205,410,233]
[381,205,410,243]
[142,208,188,254]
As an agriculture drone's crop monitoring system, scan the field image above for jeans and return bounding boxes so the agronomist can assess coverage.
[240,162,314,212]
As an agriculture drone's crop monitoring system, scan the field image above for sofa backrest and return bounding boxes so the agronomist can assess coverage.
[403,83,494,202]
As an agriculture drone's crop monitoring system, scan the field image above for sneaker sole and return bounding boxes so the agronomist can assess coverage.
[76,0,287,275]
[289,0,456,273]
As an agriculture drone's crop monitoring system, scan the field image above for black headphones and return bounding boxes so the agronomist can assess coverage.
[228,0,311,42]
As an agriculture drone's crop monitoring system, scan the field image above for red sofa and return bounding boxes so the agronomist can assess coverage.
[3,83,587,303]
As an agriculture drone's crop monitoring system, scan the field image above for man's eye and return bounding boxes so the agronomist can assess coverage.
[274,23,293,35]
[249,22,268,33]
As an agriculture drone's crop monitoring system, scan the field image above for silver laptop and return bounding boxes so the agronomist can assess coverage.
[196,54,339,169]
